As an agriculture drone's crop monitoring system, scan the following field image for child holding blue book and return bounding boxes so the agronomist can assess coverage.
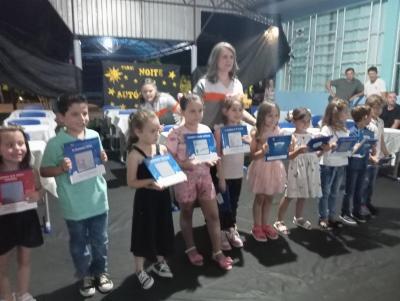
[340,105,375,225]
[40,94,113,297]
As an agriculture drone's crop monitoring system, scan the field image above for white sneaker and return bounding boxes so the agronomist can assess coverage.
[149,261,173,278]
[137,270,154,290]
[96,273,114,293]
[15,293,36,301]
[226,228,244,248]
[220,230,232,251]
[79,276,96,297]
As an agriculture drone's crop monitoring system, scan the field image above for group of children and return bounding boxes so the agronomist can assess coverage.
[0,91,389,300]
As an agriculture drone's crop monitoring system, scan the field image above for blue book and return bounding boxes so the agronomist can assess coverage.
[63,138,105,184]
[144,154,187,187]
[220,125,250,155]
[184,132,218,162]
[265,135,292,161]
[332,137,358,156]
[307,135,332,152]
[353,138,377,157]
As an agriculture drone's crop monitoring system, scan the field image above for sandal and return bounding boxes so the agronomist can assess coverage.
[273,220,290,235]
[318,219,332,231]
[293,217,312,230]
[185,246,204,266]
[212,251,233,271]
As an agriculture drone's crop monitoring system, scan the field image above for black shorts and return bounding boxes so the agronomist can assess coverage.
[0,209,43,255]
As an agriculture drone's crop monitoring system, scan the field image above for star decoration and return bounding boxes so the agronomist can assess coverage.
[124,75,128,80]
[172,82,177,87]
[104,67,122,83]
[120,84,125,89]
[168,71,176,80]
[133,79,138,84]
[108,88,115,96]
[162,80,167,86]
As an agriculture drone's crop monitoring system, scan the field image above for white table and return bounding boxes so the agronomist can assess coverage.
[4,116,57,130]
[17,124,56,142]
[9,110,56,119]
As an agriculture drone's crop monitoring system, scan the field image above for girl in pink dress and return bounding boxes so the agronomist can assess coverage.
[247,101,287,242]
[166,94,233,271]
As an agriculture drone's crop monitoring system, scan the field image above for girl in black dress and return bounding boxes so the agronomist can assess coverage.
[126,110,174,290]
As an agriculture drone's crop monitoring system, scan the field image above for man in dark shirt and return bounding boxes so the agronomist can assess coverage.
[326,68,364,106]
[380,92,400,128]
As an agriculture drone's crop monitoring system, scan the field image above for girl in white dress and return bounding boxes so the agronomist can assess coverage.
[274,108,328,235]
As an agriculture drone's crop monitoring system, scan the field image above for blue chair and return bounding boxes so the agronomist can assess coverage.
[119,109,136,115]
[311,115,322,128]
[8,119,41,126]
[250,105,258,116]
[102,105,119,112]
[345,120,355,129]
[162,124,175,132]
[278,121,295,128]
[20,111,46,118]
[23,104,44,110]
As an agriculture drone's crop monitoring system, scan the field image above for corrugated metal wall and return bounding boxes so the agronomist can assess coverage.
[48,0,242,41]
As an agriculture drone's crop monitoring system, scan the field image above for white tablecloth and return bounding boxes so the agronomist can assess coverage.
[3,116,57,130]
[21,124,56,142]
[383,128,400,154]
[9,110,56,119]
[29,141,57,198]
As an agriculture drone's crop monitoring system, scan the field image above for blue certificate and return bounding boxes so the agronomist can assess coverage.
[185,132,218,162]
[63,138,105,184]
[144,154,187,187]
[220,125,250,155]
[265,135,292,161]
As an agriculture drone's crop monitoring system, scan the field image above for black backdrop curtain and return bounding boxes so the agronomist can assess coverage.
[0,32,81,97]
[196,12,290,88]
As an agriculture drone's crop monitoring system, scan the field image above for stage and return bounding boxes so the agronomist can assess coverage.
[16,158,400,301]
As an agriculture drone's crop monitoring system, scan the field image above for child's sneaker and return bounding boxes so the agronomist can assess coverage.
[339,214,357,226]
[79,276,96,297]
[252,225,267,242]
[226,228,244,248]
[14,293,35,301]
[262,224,279,240]
[149,261,173,278]
[221,230,232,251]
[137,270,154,290]
[96,273,114,293]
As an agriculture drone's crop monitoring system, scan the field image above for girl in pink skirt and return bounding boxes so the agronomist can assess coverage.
[247,101,287,242]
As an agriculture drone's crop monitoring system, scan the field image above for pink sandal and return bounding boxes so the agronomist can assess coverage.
[185,246,204,266]
[212,251,233,271]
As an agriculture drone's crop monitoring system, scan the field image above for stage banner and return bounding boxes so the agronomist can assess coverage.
[102,61,180,108]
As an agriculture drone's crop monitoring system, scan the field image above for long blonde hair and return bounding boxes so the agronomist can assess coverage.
[254,101,280,141]
[322,98,348,131]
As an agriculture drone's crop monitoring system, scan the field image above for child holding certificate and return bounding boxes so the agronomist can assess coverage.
[214,97,249,250]
[166,94,233,271]
[0,126,44,301]
[126,109,175,290]
[273,108,328,235]
[40,94,113,297]
[318,99,350,230]
[247,101,286,242]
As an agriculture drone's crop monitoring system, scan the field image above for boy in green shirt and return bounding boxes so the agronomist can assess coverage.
[40,94,113,297]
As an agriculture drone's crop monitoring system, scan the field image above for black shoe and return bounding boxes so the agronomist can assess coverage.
[328,219,342,229]
[352,213,367,223]
[366,204,379,217]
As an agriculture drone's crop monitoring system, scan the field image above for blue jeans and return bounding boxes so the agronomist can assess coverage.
[341,167,367,215]
[319,165,346,220]
[65,212,109,279]
[364,165,379,206]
